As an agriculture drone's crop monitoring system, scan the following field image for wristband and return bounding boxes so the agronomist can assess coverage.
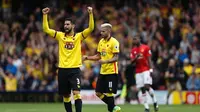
[149,69,153,73]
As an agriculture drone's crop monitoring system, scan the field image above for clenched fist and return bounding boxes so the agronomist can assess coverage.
[42,7,50,14]
[87,7,93,14]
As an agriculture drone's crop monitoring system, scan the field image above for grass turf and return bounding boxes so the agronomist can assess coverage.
[0,103,199,112]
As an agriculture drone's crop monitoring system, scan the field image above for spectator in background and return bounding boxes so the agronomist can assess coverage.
[121,59,139,104]
[44,72,58,91]
[183,58,193,77]
[2,0,12,20]
[32,62,43,80]
[30,71,41,91]
[165,59,184,104]
[194,63,200,75]
[177,48,188,67]
[191,46,200,64]
[192,36,200,49]
[168,30,179,49]
[23,70,34,90]
[0,68,17,92]
[186,71,200,91]
[183,58,193,88]
[180,37,191,54]
[13,54,23,80]
[18,73,26,90]
[5,56,17,76]
[81,68,93,89]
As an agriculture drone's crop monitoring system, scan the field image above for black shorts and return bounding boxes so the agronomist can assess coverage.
[95,74,118,94]
[58,68,81,95]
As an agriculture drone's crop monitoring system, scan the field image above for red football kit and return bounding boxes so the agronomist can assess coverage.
[130,44,151,73]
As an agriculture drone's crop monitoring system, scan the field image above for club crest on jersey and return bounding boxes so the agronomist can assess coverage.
[101,51,106,56]
[101,49,106,56]
[65,42,74,50]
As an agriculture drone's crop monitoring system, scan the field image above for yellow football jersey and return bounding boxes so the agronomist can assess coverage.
[54,32,83,68]
[97,37,120,74]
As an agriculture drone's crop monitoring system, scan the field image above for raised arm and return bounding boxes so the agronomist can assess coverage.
[42,7,57,38]
[81,7,94,39]
[0,68,6,78]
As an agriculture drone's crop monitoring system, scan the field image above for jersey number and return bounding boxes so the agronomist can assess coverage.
[77,78,80,85]
[109,81,112,88]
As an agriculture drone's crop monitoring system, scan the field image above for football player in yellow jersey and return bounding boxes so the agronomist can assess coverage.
[83,23,121,112]
[42,7,94,112]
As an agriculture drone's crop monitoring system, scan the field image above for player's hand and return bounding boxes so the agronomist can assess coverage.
[149,69,153,77]
[136,53,142,59]
[42,7,50,14]
[87,7,93,14]
[0,68,3,73]
[82,56,88,61]
[98,60,107,64]
[138,53,143,58]
[0,68,5,76]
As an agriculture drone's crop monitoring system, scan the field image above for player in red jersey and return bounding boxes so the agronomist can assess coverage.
[130,35,159,112]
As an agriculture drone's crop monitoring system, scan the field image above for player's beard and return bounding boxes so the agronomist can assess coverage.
[137,41,141,45]
[133,41,140,46]
[102,34,108,39]
[136,43,140,46]
[65,28,72,34]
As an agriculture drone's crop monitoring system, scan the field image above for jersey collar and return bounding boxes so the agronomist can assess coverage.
[104,36,112,42]
[65,32,76,37]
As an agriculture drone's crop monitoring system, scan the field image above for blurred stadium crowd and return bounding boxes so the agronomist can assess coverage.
[0,0,200,92]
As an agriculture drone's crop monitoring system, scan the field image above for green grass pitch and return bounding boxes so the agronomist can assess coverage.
[0,103,199,112]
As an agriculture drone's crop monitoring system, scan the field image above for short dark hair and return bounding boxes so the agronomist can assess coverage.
[133,34,140,39]
[65,18,75,24]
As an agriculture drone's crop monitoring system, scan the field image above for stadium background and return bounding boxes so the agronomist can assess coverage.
[0,0,200,111]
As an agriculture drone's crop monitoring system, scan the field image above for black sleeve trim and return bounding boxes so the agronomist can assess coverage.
[53,31,57,38]
[81,32,86,39]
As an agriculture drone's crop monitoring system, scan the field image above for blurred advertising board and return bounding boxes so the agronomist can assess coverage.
[3,90,200,105]
[171,91,200,104]
[0,90,168,104]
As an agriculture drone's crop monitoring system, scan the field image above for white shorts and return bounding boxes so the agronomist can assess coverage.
[136,70,152,88]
